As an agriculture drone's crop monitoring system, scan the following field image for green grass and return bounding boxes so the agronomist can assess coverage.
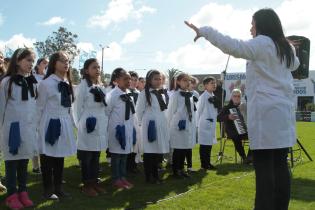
[1,122,314,210]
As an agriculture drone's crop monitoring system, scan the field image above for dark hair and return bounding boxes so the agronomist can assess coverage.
[203,76,216,85]
[190,76,199,84]
[253,8,295,68]
[109,67,127,88]
[82,58,100,87]
[144,70,161,106]
[44,51,74,102]
[129,71,139,79]
[34,57,47,74]
[175,73,189,90]
[5,48,35,98]
[139,77,144,81]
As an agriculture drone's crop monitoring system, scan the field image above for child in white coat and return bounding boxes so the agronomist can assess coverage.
[37,51,76,200]
[73,58,108,196]
[196,77,218,170]
[106,68,135,190]
[136,70,170,184]
[168,73,196,178]
[0,48,37,209]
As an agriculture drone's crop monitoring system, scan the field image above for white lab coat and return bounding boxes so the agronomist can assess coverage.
[73,79,108,151]
[106,86,135,154]
[167,90,196,149]
[196,91,217,145]
[135,90,170,154]
[199,26,300,150]
[36,74,77,157]
[0,76,37,160]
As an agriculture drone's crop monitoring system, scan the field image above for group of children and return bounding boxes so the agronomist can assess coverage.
[0,48,251,210]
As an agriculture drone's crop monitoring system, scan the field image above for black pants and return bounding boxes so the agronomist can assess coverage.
[199,145,212,168]
[77,150,100,183]
[253,148,291,210]
[184,149,192,168]
[5,159,29,196]
[231,134,251,159]
[172,149,189,173]
[127,152,137,171]
[40,154,64,191]
[143,153,160,181]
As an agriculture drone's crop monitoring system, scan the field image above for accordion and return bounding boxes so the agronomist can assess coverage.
[229,108,247,135]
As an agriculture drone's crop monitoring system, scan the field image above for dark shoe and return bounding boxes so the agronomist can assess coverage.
[55,185,72,199]
[172,171,184,179]
[208,164,217,170]
[180,170,191,178]
[92,181,106,194]
[81,183,98,197]
[32,168,41,174]
[43,192,59,200]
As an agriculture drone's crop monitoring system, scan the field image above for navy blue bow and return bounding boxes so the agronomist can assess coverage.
[180,91,193,121]
[90,87,107,106]
[120,94,135,121]
[11,75,37,100]
[151,90,167,111]
[8,122,21,155]
[128,90,139,104]
[58,81,72,107]
[208,96,220,109]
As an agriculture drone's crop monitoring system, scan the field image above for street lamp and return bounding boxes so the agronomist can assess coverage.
[99,44,109,72]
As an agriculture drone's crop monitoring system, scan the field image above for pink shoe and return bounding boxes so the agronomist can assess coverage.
[121,179,134,189]
[19,191,33,208]
[112,180,126,190]
[5,193,24,210]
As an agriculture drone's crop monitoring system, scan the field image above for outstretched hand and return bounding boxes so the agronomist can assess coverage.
[184,21,201,42]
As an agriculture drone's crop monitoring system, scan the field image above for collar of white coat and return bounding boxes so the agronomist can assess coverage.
[114,86,129,94]
[50,74,69,83]
[204,90,214,97]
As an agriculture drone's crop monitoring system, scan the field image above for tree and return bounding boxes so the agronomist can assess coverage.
[34,27,79,61]
[71,68,80,85]
[166,68,181,89]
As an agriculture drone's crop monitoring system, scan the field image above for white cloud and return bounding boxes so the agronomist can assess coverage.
[87,0,156,29]
[77,42,95,52]
[39,16,65,26]
[122,29,141,44]
[157,0,315,73]
[0,34,36,51]
[101,42,123,61]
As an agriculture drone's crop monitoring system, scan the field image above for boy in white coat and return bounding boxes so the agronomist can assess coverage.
[196,77,218,170]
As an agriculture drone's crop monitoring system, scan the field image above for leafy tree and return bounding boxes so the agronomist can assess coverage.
[166,68,181,89]
[34,27,79,61]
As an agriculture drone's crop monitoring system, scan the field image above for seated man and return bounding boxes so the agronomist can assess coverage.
[217,89,252,164]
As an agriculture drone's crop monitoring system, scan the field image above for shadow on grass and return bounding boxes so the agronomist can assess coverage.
[291,177,315,202]
[0,162,207,210]
[215,163,254,176]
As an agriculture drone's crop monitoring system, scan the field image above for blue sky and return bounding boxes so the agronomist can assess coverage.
[0,0,313,76]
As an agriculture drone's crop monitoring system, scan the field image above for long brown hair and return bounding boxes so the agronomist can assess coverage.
[82,58,101,87]
[0,51,5,76]
[253,8,295,68]
[5,48,35,98]
[44,51,74,102]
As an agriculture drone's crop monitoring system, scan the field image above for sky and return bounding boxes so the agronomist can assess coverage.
[0,0,314,76]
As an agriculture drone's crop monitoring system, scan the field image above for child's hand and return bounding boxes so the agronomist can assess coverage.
[184,21,201,42]
[228,114,238,120]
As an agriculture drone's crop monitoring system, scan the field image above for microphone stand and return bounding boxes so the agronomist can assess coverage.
[217,55,230,163]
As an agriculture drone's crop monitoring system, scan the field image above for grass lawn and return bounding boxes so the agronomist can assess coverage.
[0,122,314,210]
